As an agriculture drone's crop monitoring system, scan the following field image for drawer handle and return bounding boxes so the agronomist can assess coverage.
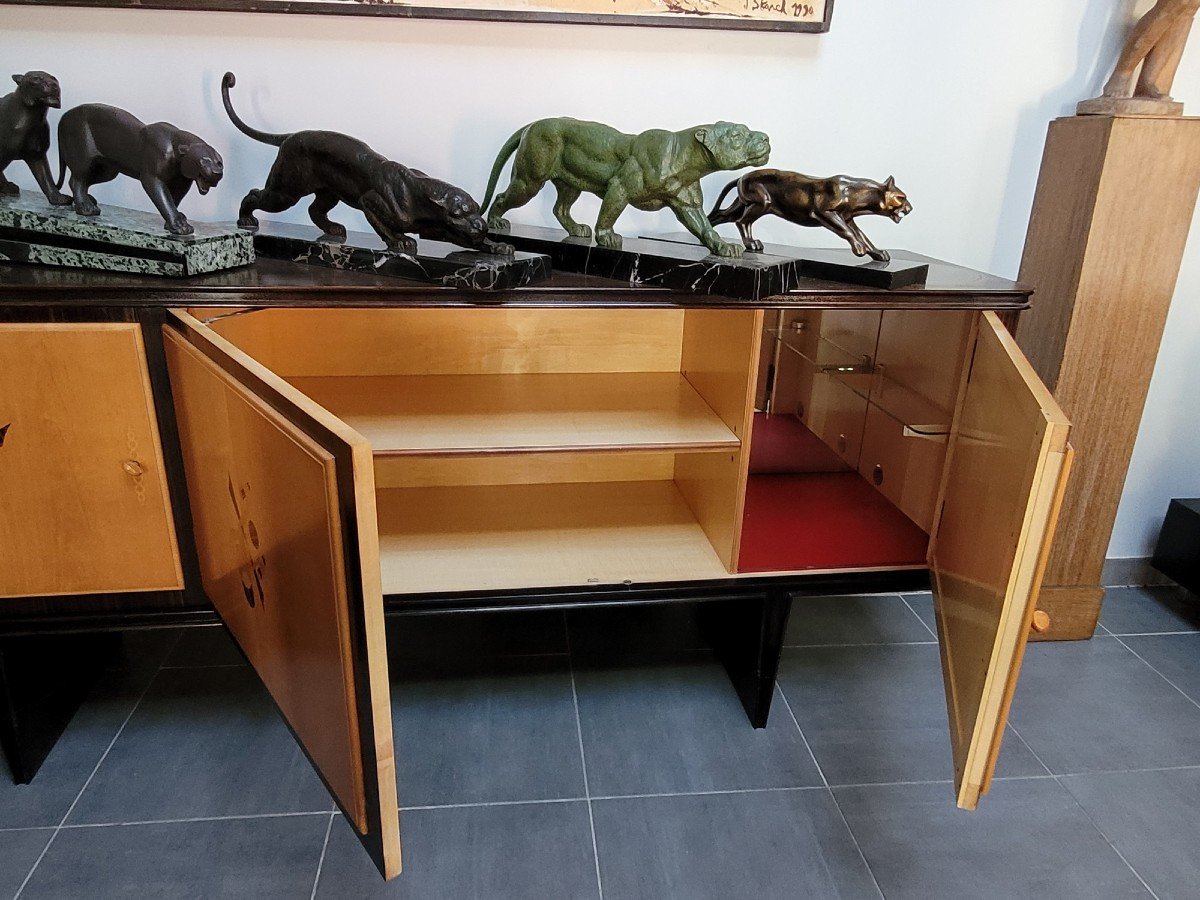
[902,425,949,444]
[873,464,884,486]
[122,459,146,478]
[0,423,9,447]
[1031,610,1051,634]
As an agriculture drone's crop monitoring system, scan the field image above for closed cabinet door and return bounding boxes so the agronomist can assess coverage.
[0,323,182,597]
[164,311,401,879]
[930,311,1072,810]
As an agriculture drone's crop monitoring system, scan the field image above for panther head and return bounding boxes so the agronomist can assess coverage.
[880,176,912,222]
[694,122,771,171]
[179,143,224,195]
[413,173,490,247]
[12,71,60,109]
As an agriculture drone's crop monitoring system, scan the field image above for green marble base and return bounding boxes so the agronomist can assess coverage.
[0,195,254,277]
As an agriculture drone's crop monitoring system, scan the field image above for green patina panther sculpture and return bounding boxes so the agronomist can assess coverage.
[481,117,770,258]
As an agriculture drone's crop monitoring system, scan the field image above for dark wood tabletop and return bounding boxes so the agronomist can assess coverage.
[0,253,1030,310]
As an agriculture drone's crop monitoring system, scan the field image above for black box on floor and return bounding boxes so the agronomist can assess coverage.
[1152,499,1200,596]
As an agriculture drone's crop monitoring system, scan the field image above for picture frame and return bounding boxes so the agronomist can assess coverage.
[3,0,833,32]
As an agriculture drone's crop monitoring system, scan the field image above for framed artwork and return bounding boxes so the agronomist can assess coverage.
[5,0,832,31]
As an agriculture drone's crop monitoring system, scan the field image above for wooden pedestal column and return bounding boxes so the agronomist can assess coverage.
[1015,115,1200,640]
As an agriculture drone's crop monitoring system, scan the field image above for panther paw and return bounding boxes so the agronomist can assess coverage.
[166,218,194,236]
[47,191,73,207]
[867,249,891,263]
[745,239,764,254]
[487,216,511,231]
[713,241,743,258]
[75,199,101,216]
[237,216,260,231]
[0,181,19,197]
[323,223,347,241]
[484,239,515,256]
[595,230,622,250]
[565,224,592,239]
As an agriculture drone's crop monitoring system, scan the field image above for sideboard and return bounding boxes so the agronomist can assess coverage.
[0,254,1071,879]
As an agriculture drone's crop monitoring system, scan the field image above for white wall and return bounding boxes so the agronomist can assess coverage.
[1,0,1195,559]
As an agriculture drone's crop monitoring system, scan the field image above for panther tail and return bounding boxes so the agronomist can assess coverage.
[479,126,526,213]
[54,154,66,192]
[707,177,740,224]
[221,72,290,147]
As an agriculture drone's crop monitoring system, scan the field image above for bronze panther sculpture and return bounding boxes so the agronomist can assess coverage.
[481,117,770,257]
[222,73,511,256]
[0,71,71,206]
[56,103,224,235]
[708,169,912,262]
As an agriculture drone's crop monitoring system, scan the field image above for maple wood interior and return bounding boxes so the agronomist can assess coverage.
[196,305,970,591]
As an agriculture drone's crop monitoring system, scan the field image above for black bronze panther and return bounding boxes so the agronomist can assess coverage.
[56,103,224,235]
[0,71,72,205]
[222,72,511,256]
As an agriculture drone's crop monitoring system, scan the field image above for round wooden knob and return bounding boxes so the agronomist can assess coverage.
[1031,610,1051,633]
[122,459,145,478]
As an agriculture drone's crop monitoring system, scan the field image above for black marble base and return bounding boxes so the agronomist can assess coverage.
[488,224,927,299]
[642,232,930,290]
[252,222,551,291]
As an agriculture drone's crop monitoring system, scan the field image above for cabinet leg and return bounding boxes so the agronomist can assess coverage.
[0,633,120,784]
[699,590,792,728]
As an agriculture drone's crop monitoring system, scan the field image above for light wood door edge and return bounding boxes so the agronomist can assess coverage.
[954,433,1071,809]
[977,441,1074,797]
[930,311,1071,811]
[163,314,401,879]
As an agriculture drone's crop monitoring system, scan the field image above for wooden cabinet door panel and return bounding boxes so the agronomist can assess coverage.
[0,323,181,597]
[163,312,400,879]
[930,311,1071,810]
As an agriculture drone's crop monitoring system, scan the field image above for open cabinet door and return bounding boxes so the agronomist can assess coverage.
[929,311,1072,811]
[163,311,401,879]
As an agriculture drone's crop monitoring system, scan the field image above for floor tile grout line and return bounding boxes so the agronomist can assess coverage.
[1053,767,1161,899]
[563,613,604,900]
[1104,629,1200,638]
[775,683,885,900]
[1000,718,1054,779]
[309,812,336,900]
[13,628,182,899]
[55,811,336,830]
[1006,719,1160,898]
[400,797,587,812]
[898,593,938,640]
[1110,634,1200,715]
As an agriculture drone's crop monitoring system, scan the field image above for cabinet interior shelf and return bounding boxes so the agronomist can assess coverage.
[376,479,730,595]
[286,372,740,456]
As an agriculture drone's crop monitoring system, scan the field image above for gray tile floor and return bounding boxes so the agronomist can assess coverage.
[4,585,1200,898]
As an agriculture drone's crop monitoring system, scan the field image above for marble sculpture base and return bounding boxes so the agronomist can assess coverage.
[0,194,254,277]
[488,224,928,298]
[251,221,551,291]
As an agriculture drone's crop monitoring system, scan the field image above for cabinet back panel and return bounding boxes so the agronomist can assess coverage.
[205,308,686,376]
[373,450,677,488]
